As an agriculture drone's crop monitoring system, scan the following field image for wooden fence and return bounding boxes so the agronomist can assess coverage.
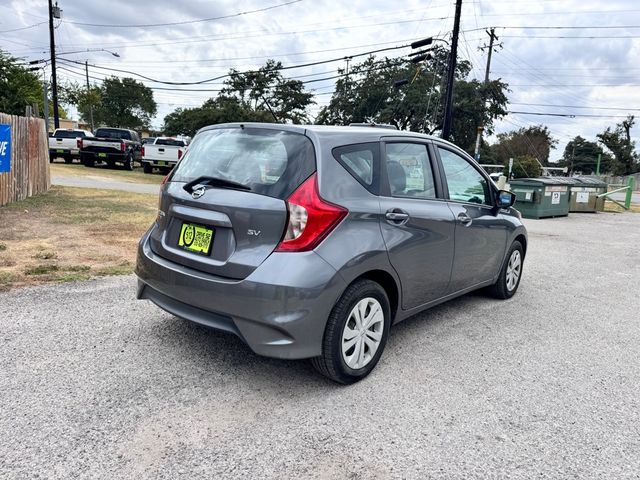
[0,113,50,207]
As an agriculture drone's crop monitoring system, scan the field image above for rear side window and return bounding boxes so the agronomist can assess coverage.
[171,127,316,200]
[54,130,85,139]
[332,142,379,193]
[156,138,186,147]
[95,129,131,140]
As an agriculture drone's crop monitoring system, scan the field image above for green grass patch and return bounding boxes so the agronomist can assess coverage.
[64,264,91,272]
[56,272,93,283]
[0,243,6,252]
[95,261,133,276]
[24,264,59,275]
[0,271,15,284]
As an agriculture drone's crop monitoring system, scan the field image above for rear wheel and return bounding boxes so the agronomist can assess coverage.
[487,240,524,299]
[64,156,73,164]
[143,163,152,174]
[123,154,134,171]
[311,279,390,384]
[83,156,95,167]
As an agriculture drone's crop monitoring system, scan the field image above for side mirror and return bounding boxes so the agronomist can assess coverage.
[496,190,516,208]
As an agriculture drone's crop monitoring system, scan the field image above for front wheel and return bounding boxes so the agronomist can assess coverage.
[487,240,524,299]
[311,279,391,384]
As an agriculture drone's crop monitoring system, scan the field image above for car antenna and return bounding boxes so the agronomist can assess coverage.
[261,95,282,124]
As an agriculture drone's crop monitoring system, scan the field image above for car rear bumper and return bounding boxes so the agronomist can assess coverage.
[49,148,79,156]
[142,158,177,166]
[81,151,127,160]
[135,228,346,359]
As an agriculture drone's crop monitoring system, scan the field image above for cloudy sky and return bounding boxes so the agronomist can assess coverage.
[1,0,639,160]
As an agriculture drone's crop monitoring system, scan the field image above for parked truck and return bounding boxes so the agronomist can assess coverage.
[79,127,142,170]
[141,137,186,174]
[48,128,93,163]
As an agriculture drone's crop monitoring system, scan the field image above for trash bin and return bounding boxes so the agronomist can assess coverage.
[569,176,608,212]
[510,177,572,219]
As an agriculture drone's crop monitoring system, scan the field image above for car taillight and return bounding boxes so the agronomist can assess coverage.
[120,142,126,152]
[77,138,83,149]
[157,174,170,222]
[177,149,183,160]
[141,146,145,157]
[275,173,347,252]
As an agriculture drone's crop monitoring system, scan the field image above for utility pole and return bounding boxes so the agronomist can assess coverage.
[441,0,462,141]
[85,60,95,131]
[48,0,60,129]
[474,27,499,161]
[43,71,49,132]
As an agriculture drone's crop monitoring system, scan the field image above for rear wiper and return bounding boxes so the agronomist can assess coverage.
[183,176,251,193]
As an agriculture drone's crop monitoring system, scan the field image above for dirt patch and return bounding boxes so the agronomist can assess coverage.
[0,186,157,290]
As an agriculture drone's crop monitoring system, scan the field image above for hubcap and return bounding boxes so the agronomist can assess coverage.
[341,297,384,370]
[506,250,522,291]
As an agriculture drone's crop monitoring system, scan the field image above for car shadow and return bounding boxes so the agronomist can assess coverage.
[143,289,498,390]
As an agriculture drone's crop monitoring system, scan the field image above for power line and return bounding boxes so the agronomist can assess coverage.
[55,42,413,86]
[510,102,640,111]
[62,0,303,28]
[508,110,631,118]
[0,21,47,33]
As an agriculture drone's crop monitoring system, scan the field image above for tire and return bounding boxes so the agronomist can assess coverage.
[143,163,152,174]
[64,156,73,164]
[123,154,134,171]
[487,240,524,299]
[83,156,95,167]
[311,279,391,384]
[49,155,54,163]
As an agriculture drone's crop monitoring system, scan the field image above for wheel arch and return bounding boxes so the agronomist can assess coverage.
[514,233,527,258]
[350,269,400,322]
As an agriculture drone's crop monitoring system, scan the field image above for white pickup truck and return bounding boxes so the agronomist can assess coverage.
[141,137,187,174]
[48,128,93,163]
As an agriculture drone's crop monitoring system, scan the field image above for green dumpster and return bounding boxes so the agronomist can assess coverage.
[510,177,572,219]
[569,176,608,212]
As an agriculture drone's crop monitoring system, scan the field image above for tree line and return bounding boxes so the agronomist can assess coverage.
[1,47,637,175]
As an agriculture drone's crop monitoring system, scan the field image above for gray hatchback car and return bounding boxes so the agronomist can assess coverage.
[136,123,527,383]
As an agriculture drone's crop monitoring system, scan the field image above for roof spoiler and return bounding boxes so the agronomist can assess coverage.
[349,123,398,130]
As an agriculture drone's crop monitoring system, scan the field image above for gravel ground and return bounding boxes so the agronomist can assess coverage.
[1,212,639,479]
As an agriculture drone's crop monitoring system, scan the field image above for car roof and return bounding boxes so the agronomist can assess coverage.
[199,122,442,143]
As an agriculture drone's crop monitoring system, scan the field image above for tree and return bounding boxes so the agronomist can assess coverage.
[0,49,45,116]
[560,135,614,175]
[510,155,542,178]
[315,47,509,155]
[491,125,557,167]
[97,77,157,130]
[221,59,314,123]
[597,115,638,175]
[61,76,156,130]
[164,96,271,136]
[163,60,316,136]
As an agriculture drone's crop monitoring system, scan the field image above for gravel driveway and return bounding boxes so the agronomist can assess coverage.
[1,213,639,479]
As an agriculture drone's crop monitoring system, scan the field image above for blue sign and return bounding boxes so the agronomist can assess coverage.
[0,124,10,173]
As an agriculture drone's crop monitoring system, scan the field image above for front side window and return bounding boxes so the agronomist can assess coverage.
[384,143,436,199]
[438,147,491,205]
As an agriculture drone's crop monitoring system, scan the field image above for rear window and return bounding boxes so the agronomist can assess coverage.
[171,127,316,200]
[95,129,131,140]
[54,130,86,139]
[156,138,186,147]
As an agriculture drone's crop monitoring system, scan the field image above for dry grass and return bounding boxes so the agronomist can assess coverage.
[604,200,640,213]
[50,162,165,185]
[0,186,157,291]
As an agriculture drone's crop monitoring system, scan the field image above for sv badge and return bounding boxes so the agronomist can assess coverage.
[247,229,261,236]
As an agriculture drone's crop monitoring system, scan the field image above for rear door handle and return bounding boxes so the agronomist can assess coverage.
[385,209,410,224]
[457,213,473,226]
